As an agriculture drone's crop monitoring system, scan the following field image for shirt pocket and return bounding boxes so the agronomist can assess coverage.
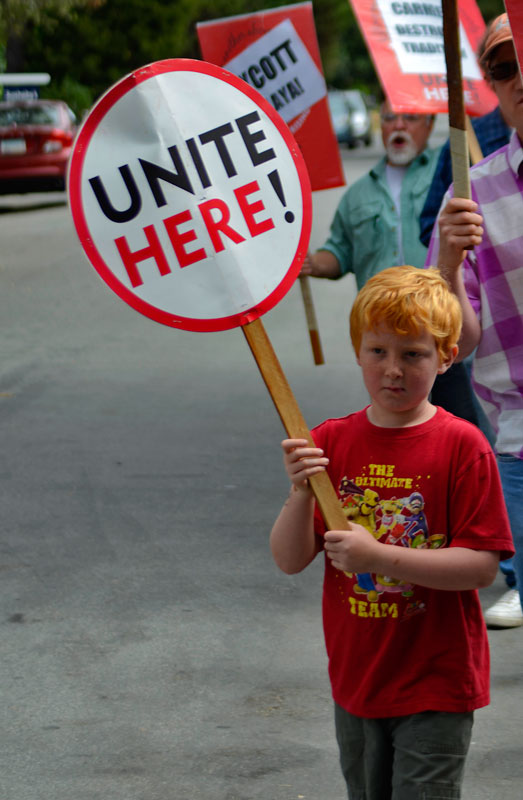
[349,199,388,261]
[411,175,435,217]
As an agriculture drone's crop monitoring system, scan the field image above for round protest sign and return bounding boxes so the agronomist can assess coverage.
[68,58,312,331]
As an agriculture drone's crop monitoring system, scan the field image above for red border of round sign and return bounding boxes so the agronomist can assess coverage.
[68,58,312,332]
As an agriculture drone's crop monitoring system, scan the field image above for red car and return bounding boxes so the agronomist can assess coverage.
[0,99,77,193]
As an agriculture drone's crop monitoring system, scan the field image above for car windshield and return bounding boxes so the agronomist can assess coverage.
[344,91,366,112]
[328,93,347,114]
[0,105,61,126]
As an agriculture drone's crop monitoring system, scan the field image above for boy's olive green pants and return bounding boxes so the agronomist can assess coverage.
[334,704,473,799]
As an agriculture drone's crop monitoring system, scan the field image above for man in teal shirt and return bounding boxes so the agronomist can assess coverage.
[303,99,439,288]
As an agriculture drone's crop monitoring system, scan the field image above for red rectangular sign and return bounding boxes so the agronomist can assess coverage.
[349,0,498,116]
[197,2,345,192]
[505,0,523,76]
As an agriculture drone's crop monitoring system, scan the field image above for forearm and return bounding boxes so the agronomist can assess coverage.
[371,544,498,591]
[434,197,483,357]
[438,263,481,359]
[270,488,322,574]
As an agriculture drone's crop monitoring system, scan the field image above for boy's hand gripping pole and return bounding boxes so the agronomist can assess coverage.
[242,317,349,531]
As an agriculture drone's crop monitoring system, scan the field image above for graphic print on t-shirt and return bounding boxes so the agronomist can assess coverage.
[337,466,447,613]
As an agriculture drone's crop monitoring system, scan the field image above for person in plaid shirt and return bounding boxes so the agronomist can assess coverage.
[427,13,523,630]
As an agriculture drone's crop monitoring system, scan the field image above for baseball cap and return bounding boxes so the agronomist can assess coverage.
[478,13,513,68]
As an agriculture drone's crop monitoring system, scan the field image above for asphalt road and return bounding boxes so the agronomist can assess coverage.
[1,137,522,800]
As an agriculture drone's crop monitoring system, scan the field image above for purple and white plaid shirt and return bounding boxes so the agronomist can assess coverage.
[426,130,523,458]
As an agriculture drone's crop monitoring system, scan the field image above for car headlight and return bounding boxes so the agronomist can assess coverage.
[350,112,367,136]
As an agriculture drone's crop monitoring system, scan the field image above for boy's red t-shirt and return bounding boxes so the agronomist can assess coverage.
[312,407,514,719]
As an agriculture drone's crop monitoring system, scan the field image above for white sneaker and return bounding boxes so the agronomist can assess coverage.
[484,589,523,628]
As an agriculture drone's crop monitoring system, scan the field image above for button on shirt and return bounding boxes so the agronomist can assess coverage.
[320,148,441,290]
[426,131,523,458]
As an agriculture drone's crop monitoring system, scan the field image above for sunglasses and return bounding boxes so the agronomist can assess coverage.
[488,60,520,82]
[380,113,423,123]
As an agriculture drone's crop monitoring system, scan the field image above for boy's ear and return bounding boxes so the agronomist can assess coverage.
[437,344,459,375]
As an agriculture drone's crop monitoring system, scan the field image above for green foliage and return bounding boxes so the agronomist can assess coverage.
[24,0,246,100]
[477,0,506,22]
[40,74,93,116]
[17,0,365,103]
[324,2,375,93]
[0,0,94,38]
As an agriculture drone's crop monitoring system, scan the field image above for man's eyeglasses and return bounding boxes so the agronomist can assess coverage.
[380,112,423,123]
[488,60,519,82]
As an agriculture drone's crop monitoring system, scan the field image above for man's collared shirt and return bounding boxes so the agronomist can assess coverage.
[321,147,440,290]
[426,130,523,458]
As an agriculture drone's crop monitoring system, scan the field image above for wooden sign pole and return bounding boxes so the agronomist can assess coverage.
[298,275,325,365]
[442,0,471,200]
[465,116,484,166]
[242,317,349,531]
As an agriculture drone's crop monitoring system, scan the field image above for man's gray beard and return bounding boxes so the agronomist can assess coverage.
[385,137,418,166]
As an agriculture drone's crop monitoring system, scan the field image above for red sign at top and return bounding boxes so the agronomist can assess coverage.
[505,0,523,77]
[197,2,345,192]
[349,0,498,116]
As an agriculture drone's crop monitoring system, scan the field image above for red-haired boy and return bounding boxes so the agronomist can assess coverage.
[271,266,513,799]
